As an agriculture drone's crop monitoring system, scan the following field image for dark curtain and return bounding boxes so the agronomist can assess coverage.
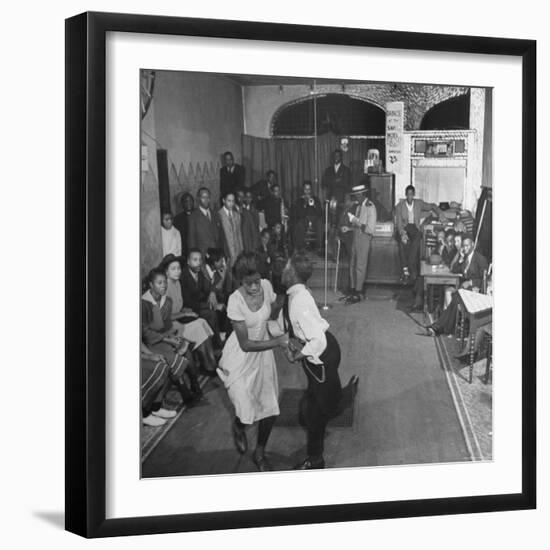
[242,133,385,206]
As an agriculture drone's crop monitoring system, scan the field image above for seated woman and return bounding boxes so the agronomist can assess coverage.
[141,342,182,427]
[218,252,289,471]
[162,254,218,376]
[142,268,202,405]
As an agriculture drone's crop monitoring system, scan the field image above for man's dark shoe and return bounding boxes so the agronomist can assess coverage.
[345,293,361,305]
[294,457,325,470]
[338,288,353,301]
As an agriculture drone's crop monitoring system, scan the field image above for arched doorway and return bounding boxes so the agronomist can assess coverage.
[272,93,386,137]
[420,93,470,130]
[265,94,386,201]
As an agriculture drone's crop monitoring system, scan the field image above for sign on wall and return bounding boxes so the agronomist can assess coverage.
[386,101,404,173]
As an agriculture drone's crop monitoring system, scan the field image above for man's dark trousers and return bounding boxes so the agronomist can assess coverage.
[397,223,422,281]
[299,331,342,458]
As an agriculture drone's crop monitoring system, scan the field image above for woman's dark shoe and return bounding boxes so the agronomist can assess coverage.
[253,451,273,472]
[177,382,201,408]
[232,423,248,454]
[294,457,325,470]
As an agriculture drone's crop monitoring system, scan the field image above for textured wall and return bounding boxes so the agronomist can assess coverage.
[152,72,244,210]
[244,83,471,138]
[140,168,163,277]
[140,100,162,276]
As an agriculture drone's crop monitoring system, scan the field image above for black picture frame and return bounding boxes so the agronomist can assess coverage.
[65,11,536,538]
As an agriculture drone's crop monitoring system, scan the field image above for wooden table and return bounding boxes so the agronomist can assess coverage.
[457,289,493,383]
[420,261,462,317]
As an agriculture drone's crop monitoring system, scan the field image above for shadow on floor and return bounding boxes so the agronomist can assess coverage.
[32,511,65,530]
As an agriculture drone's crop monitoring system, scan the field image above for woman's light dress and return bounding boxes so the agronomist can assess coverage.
[217,279,280,424]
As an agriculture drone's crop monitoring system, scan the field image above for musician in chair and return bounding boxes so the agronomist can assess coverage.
[292,181,323,254]
[423,234,489,337]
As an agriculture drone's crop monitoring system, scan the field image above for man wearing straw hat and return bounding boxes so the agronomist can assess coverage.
[342,183,377,305]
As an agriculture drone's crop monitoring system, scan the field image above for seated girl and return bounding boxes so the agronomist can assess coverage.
[161,255,218,375]
[142,268,203,404]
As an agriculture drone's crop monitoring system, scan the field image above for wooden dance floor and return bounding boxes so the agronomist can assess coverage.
[142,287,469,478]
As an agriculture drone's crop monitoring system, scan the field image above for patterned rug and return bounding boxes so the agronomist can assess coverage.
[275,378,358,428]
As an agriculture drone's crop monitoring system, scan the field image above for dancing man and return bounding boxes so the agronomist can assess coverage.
[280,254,349,469]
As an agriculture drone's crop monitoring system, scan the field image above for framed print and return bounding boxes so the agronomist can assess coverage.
[65,11,536,538]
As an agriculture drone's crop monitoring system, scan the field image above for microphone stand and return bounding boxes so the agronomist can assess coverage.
[321,199,331,311]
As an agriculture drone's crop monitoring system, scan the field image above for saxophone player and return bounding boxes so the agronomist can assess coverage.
[291,181,323,254]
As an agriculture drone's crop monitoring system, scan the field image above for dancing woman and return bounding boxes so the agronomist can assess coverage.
[218,252,289,471]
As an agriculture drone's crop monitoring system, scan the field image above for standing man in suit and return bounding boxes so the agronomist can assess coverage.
[217,191,244,292]
[252,170,277,206]
[240,188,261,253]
[395,185,443,284]
[424,235,489,336]
[321,149,351,205]
[187,187,220,256]
[343,184,377,304]
[292,181,323,252]
[220,151,245,203]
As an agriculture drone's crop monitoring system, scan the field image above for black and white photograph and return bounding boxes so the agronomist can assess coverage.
[139,70,493,477]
